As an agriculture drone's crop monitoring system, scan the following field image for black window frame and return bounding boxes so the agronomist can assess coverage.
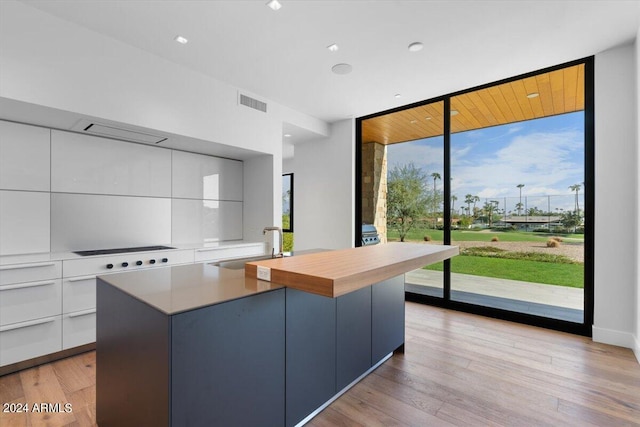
[282,173,294,233]
[355,57,595,337]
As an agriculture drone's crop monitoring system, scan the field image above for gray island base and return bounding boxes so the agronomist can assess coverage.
[96,244,458,426]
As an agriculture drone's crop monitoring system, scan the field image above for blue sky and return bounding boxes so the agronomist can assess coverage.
[387,112,585,213]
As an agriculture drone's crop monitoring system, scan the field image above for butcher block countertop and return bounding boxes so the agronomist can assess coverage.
[245,242,459,298]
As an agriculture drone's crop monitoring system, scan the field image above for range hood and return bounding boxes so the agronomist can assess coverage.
[71,119,167,144]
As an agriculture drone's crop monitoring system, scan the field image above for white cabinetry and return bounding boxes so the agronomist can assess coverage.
[172,199,243,244]
[0,191,51,256]
[0,261,62,367]
[172,151,243,201]
[0,120,50,191]
[194,242,266,263]
[62,275,97,350]
[51,130,172,197]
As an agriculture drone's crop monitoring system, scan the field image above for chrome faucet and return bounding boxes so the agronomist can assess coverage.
[263,226,283,258]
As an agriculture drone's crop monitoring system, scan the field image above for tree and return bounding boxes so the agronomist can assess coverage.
[450,195,458,226]
[472,195,480,217]
[569,184,581,217]
[516,184,525,215]
[515,202,524,215]
[430,172,441,228]
[484,200,499,227]
[387,163,430,242]
[464,194,474,218]
[561,211,581,232]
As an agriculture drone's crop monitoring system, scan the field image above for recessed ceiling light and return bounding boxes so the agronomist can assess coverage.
[526,92,540,98]
[394,94,402,98]
[266,0,282,11]
[331,63,352,75]
[327,43,339,52]
[408,42,423,52]
[284,134,292,138]
[451,110,459,116]
[174,35,188,44]
[425,117,432,120]
[410,120,418,124]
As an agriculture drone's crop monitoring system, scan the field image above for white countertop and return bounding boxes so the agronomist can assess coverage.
[0,240,265,266]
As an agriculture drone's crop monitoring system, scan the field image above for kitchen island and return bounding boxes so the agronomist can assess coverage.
[96,243,458,427]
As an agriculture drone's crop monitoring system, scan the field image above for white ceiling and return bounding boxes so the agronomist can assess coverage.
[20,0,640,124]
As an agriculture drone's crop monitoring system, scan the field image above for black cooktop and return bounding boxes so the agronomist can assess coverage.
[73,245,175,257]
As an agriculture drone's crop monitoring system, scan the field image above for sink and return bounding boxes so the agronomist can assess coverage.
[212,253,291,270]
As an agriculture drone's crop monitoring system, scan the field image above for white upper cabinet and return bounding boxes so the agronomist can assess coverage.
[0,191,50,255]
[0,121,50,191]
[51,130,171,197]
[172,151,243,201]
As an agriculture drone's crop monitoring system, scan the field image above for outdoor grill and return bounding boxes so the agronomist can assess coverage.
[361,223,380,246]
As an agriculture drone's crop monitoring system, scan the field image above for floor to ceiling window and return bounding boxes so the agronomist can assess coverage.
[357,58,593,335]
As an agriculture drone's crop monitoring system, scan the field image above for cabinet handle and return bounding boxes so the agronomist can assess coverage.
[67,309,96,318]
[0,262,57,271]
[195,248,218,253]
[67,275,97,283]
[0,280,56,291]
[0,316,57,332]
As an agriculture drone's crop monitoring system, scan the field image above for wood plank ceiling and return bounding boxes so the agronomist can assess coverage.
[361,64,585,145]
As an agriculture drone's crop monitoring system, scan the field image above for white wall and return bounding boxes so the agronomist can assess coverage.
[593,42,639,353]
[291,119,355,251]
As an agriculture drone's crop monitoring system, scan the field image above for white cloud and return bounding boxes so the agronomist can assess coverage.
[451,130,584,198]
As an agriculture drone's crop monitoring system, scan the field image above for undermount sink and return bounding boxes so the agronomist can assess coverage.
[212,253,292,270]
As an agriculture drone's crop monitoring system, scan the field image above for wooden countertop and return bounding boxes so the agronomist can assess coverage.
[245,242,459,298]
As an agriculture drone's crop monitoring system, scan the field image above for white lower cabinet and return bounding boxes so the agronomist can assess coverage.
[62,275,97,349]
[0,316,62,366]
[0,279,62,326]
[63,310,96,350]
[0,261,63,367]
[63,275,96,313]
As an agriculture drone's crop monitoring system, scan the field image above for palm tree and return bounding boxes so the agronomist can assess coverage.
[569,184,581,217]
[473,195,480,218]
[451,195,457,225]
[464,194,474,218]
[516,184,525,216]
[431,172,441,228]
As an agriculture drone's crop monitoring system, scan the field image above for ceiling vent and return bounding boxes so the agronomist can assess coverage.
[72,119,167,144]
[239,94,267,113]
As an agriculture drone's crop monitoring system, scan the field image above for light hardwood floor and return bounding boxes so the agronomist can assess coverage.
[1,302,639,426]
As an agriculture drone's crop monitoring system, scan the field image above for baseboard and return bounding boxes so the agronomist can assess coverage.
[634,334,640,364]
[592,325,635,349]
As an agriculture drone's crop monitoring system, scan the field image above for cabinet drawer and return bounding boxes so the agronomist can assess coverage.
[63,276,96,313]
[0,261,61,286]
[0,316,62,367]
[0,279,62,326]
[63,310,96,350]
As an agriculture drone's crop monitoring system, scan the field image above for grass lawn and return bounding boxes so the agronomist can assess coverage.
[388,228,583,243]
[425,256,584,288]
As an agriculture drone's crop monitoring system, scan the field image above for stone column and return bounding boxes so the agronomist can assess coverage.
[361,142,387,243]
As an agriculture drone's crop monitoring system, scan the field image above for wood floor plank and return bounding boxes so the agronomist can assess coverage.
[19,364,76,427]
[347,378,453,426]
[306,406,365,427]
[1,302,639,427]
[0,372,24,403]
